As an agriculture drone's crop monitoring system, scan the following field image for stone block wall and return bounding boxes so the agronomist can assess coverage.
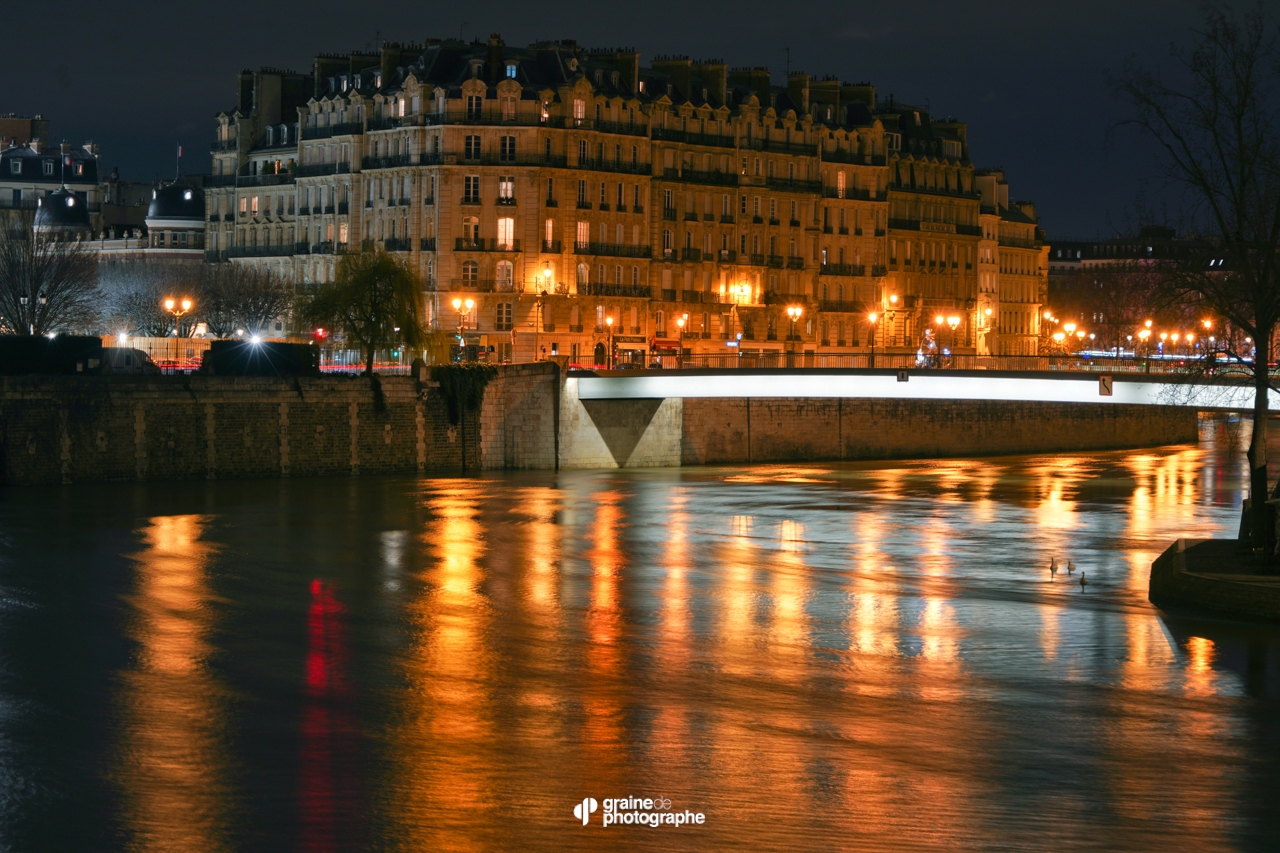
[0,375,478,486]
[680,397,1200,464]
[477,361,559,470]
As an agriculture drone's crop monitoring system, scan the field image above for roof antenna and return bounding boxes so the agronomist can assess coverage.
[783,47,791,76]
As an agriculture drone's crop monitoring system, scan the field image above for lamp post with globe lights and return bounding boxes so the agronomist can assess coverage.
[452,297,474,362]
[163,297,193,373]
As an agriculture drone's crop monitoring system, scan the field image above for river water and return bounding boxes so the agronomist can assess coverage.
[1,416,1278,852]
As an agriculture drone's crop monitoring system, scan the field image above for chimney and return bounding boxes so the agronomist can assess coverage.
[694,60,727,105]
[652,57,693,99]
[616,50,641,94]
[787,73,810,116]
[486,33,504,83]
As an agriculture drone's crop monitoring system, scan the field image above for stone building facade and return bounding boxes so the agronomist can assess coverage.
[204,36,1049,363]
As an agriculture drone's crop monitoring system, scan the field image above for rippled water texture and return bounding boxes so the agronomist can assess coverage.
[1,415,1278,852]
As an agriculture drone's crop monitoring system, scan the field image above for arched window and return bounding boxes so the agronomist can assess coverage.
[495,260,513,287]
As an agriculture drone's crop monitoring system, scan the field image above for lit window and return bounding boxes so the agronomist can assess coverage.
[497,217,515,249]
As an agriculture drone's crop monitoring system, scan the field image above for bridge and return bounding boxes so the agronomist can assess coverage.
[524,367,1251,470]
[572,367,1277,410]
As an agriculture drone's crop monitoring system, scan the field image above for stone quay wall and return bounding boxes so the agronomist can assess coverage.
[2,365,1201,485]
[678,397,1200,465]
[0,374,479,486]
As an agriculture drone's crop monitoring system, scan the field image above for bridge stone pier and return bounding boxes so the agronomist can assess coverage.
[527,368,1227,470]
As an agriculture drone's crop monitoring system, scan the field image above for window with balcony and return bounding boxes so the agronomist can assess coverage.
[499,136,516,162]
[576,221,590,249]
[461,260,479,283]
[577,180,587,206]
[501,94,516,119]
[497,217,515,250]
[499,176,515,201]
[495,300,513,329]
[462,217,480,242]
[573,99,586,126]
[466,95,483,120]
[463,176,480,204]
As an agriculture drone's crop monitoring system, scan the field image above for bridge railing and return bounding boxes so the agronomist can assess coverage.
[638,353,1201,373]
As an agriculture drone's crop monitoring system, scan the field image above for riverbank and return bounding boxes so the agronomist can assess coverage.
[1,365,1200,485]
[1150,538,1280,623]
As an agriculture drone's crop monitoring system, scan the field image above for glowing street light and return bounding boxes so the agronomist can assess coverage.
[452,297,475,360]
[605,315,615,368]
[163,296,194,374]
[868,312,879,368]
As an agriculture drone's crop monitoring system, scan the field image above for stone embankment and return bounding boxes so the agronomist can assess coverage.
[1,363,1201,486]
[1149,539,1280,623]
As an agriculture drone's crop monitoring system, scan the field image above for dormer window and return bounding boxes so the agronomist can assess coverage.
[9,160,20,175]
[43,161,53,176]
[341,76,348,91]
[505,62,517,79]
[375,74,382,88]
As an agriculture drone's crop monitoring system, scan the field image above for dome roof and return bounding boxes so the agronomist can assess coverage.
[33,188,92,234]
[146,182,205,223]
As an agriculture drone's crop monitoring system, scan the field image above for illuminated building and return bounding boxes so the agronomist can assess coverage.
[206,37,1049,363]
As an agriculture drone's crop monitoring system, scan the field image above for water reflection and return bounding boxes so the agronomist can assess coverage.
[0,416,1278,851]
[115,514,230,852]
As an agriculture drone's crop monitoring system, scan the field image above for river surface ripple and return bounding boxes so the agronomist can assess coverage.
[1,415,1278,852]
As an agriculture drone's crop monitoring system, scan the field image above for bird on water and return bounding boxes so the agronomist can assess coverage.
[1050,557,1058,579]
[1079,573,1088,590]
[1067,560,1075,575]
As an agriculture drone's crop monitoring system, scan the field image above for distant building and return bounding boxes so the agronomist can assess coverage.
[1,138,102,230]
[0,113,50,149]
[204,36,1050,363]
[96,181,206,262]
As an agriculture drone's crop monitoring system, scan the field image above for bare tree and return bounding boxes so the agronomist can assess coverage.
[0,212,100,335]
[98,260,197,337]
[196,263,295,338]
[1118,3,1280,551]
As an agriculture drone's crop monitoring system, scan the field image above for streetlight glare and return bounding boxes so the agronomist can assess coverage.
[868,312,878,323]
[465,298,475,310]
[452,298,462,310]
[164,299,175,310]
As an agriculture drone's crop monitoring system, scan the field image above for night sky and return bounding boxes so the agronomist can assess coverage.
[6,0,1207,239]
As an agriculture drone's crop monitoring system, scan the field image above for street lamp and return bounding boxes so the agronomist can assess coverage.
[786,304,804,366]
[605,315,614,368]
[675,314,686,368]
[164,297,193,373]
[868,312,878,368]
[452,297,474,361]
[947,315,960,353]
[888,293,898,347]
